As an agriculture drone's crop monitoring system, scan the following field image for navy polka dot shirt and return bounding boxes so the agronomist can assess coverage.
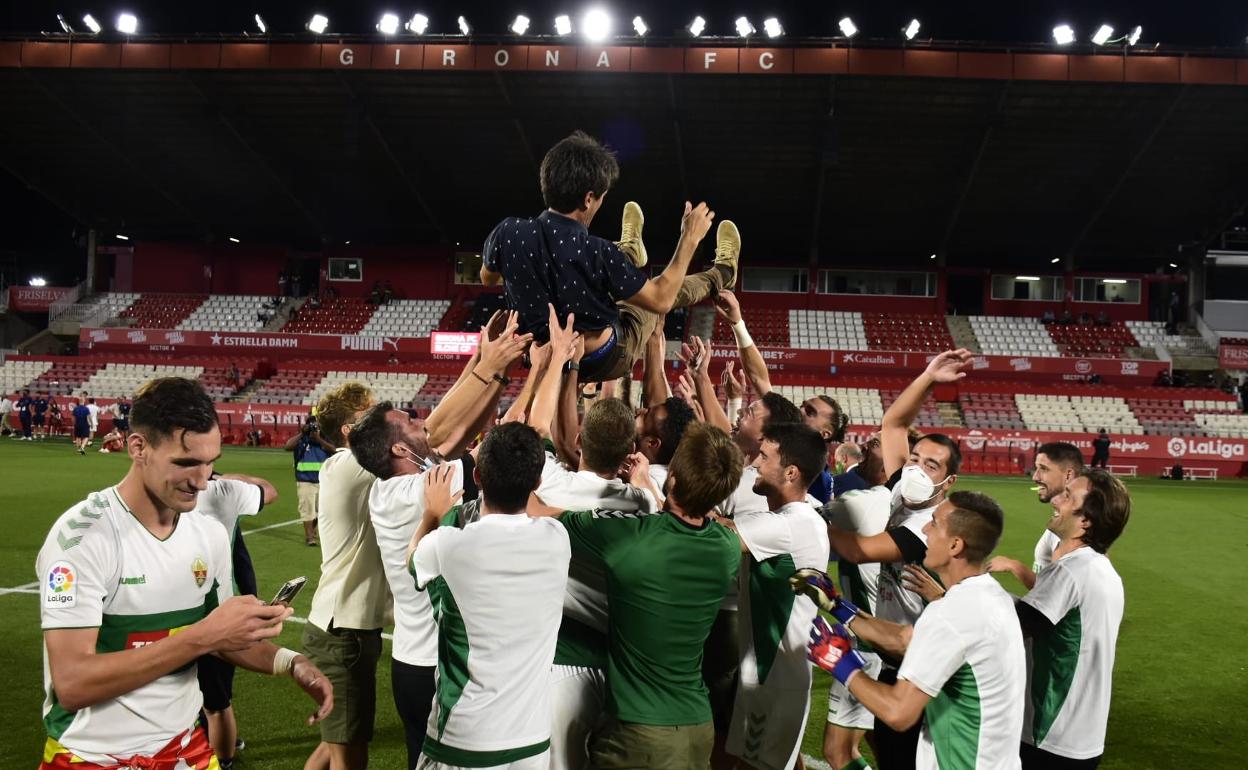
[483,210,648,342]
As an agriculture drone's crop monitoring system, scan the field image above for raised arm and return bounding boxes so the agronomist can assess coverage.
[528,306,578,439]
[681,336,732,433]
[881,349,972,478]
[553,338,585,466]
[643,317,672,407]
[426,311,531,454]
[501,342,552,425]
[626,202,715,314]
[712,290,771,397]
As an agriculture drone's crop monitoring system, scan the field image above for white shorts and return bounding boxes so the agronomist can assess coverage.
[417,750,549,770]
[548,664,606,770]
[826,652,883,730]
[725,683,811,770]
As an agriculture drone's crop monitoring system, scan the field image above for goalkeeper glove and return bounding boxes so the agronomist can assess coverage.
[807,617,865,685]
[789,568,860,624]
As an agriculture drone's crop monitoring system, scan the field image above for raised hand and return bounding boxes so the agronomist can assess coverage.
[924,349,974,383]
[478,311,532,376]
[680,201,715,243]
[721,360,745,400]
[712,290,742,325]
[546,304,580,362]
[807,617,865,685]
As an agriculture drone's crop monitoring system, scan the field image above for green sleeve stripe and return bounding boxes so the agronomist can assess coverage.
[428,577,471,739]
[1030,606,1083,746]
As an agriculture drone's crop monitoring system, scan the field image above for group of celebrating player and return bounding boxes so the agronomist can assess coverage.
[4,390,129,453]
[35,132,1131,770]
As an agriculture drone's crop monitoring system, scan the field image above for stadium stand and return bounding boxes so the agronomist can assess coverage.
[864,313,953,352]
[249,368,326,405]
[1017,394,1143,434]
[305,370,430,407]
[117,294,207,329]
[1,359,53,394]
[969,316,1060,356]
[282,297,375,334]
[712,308,790,348]
[960,391,1027,430]
[460,294,507,332]
[1126,320,1216,357]
[358,299,451,338]
[881,387,949,429]
[773,385,885,426]
[78,363,206,399]
[24,361,104,397]
[56,292,140,327]
[179,294,275,333]
[1045,322,1138,358]
[788,310,868,351]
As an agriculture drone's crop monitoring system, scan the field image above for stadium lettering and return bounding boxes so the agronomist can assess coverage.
[339,48,354,66]
[545,49,559,67]
[597,51,611,68]
[704,52,717,69]
[494,49,509,67]
[442,49,455,67]
[759,52,774,70]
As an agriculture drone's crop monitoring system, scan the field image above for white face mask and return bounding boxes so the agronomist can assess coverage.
[399,445,434,471]
[896,464,949,508]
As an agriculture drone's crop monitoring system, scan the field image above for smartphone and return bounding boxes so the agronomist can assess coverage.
[268,576,307,607]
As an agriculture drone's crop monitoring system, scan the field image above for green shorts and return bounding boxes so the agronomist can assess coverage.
[589,720,715,770]
[301,622,383,744]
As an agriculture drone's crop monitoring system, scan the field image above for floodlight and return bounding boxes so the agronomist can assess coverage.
[82,14,102,34]
[116,13,137,34]
[115,234,129,241]
[57,14,73,34]
[929,253,937,260]
[1102,279,1127,284]
[1050,257,1061,264]
[735,17,754,37]
[1016,276,1040,281]
[1091,24,1113,46]
[406,14,428,34]
[838,17,858,38]
[307,14,329,34]
[582,9,611,42]
[1052,24,1075,45]
[904,19,920,40]
[510,15,530,35]
[763,18,783,38]
[254,14,267,34]
[30,277,47,287]
[554,15,572,35]
[1127,26,1142,46]
[457,15,471,35]
[632,16,648,36]
[688,16,706,37]
[1168,262,1178,268]
[228,237,240,244]
[377,13,400,35]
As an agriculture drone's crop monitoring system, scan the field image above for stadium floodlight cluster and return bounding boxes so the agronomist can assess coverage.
[49,11,1148,46]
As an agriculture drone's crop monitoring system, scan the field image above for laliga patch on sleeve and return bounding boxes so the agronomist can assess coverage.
[45,561,77,608]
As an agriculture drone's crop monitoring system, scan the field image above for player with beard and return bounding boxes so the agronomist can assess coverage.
[988,442,1085,590]
[721,422,831,770]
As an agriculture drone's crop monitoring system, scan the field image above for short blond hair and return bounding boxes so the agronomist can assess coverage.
[668,422,743,518]
[316,382,374,448]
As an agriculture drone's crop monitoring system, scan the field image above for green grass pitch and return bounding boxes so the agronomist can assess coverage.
[1,438,1245,768]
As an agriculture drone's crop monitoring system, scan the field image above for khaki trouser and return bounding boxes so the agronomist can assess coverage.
[589,720,715,770]
[581,265,731,383]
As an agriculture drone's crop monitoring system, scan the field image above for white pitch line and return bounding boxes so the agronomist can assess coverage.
[244,518,303,535]
[0,581,39,596]
[802,755,833,770]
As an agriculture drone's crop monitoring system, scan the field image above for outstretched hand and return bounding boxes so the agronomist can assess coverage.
[721,360,745,400]
[680,201,715,243]
[924,349,974,383]
[712,290,742,325]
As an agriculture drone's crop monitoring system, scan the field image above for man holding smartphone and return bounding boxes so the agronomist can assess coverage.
[35,377,332,769]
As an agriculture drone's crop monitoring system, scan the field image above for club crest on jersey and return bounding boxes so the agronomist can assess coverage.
[45,561,77,608]
[191,557,208,588]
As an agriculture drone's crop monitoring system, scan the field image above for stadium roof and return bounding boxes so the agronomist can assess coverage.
[2,38,1248,271]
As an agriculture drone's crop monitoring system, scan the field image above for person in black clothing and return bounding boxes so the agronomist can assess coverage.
[479,130,740,383]
[1091,429,1111,469]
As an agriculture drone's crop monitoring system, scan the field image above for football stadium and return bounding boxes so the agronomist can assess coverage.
[2,3,1248,769]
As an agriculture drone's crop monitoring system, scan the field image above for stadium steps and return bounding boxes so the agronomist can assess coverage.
[945,315,981,353]
[259,297,303,333]
[234,379,269,403]
[937,401,967,428]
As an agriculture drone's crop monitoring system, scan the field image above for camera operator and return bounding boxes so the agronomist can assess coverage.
[285,414,335,547]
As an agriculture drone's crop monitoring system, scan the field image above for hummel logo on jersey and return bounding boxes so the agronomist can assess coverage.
[120,575,147,585]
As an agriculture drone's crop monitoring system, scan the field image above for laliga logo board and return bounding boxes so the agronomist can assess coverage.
[45,561,76,607]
